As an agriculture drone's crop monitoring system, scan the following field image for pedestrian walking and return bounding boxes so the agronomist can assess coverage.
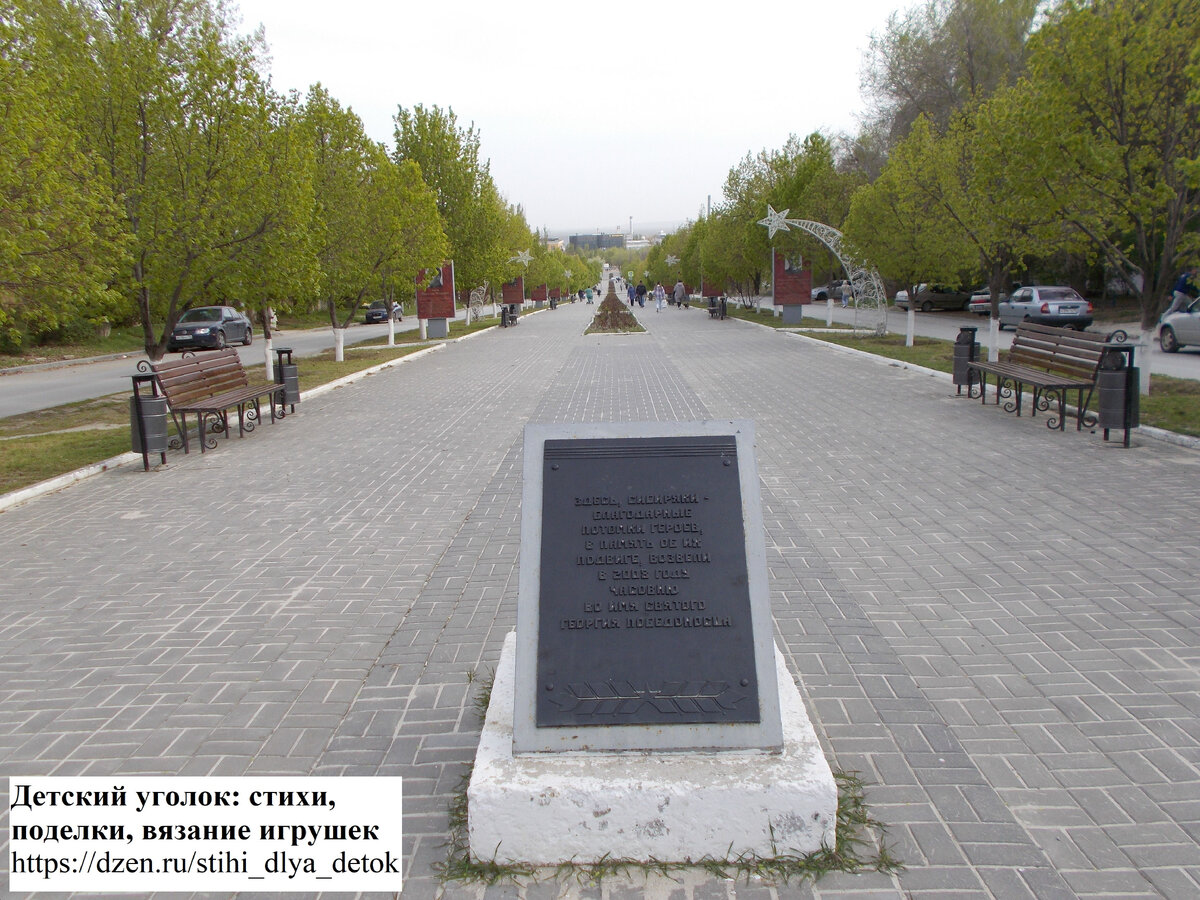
[673,280,687,309]
[1163,266,1199,318]
[628,284,636,306]
[636,282,647,308]
[653,282,666,312]
[840,280,852,308]
[585,287,593,303]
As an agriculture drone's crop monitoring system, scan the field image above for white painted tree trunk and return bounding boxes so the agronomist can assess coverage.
[334,327,345,362]
[988,318,1000,362]
[1139,331,1151,395]
[387,317,395,347]
[418,318,427,340]
[905,307,916,347]
[263,337,273,380]
[825,297,833,327]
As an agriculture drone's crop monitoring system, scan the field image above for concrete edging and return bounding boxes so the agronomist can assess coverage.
[782,329,1200,451]
[0,341,452,512]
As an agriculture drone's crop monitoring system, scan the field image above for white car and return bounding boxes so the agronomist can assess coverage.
[968,287,1008,315]
[1160,297,1200,352]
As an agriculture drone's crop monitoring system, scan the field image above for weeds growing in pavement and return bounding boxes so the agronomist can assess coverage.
[435,671,902,888]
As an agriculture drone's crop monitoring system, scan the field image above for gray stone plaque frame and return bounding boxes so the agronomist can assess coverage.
[513,421,783,753]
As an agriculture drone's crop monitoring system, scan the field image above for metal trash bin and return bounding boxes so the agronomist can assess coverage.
[1097,346,1138,447]
[130,374,168,470]
[953,326,980,395]
[274,347,299,413]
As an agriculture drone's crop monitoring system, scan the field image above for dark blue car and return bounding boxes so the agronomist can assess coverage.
[168,306,254,351]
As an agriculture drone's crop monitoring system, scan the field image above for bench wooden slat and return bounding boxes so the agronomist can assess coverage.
[147,348,285,453]
[967,322,1115,430]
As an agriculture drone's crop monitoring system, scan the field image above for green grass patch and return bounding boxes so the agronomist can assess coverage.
[0,429,131,494]
[723,306,854,329]
[799,330,1200,436]
[0,326,146,370]
[1138,376,1200,437]
[0,336,444,496]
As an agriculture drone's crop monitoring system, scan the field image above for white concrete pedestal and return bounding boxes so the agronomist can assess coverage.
[467,632,836,865]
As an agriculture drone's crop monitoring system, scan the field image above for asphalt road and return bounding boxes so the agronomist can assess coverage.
[0,313,467,418]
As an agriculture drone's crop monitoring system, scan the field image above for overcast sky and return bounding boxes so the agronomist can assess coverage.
[233,0,903,236]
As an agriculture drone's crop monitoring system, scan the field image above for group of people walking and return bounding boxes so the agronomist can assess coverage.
[625,280,690,312]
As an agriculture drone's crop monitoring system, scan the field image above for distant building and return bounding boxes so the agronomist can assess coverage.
[543,237,566,251]
[569,233,626,251]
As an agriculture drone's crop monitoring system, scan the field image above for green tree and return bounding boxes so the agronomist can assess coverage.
[83,0,283,359]
[302,86,446,360]
[0,0,125,351]
[1019,0,1200,328]
[210,90,320,370]
[393,104,505,299]
[843,118,968,302]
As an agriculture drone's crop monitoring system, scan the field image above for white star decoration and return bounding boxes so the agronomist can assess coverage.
[758,204,796,240]
[665,255,679,266]
[510,249,533,267]
[564,269,572,279]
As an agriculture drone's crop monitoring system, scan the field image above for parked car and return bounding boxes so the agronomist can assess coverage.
[811,283,839,302]
[896,283,971,312]
[967,287,1008,315]
[364,300,401,323]
[997,286,1093,330]
[1159,297,1200,352]
[168,306,253,351]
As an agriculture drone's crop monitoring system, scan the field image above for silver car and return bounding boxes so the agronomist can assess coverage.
[1160,298,1200,352]
[998,286,1094,330]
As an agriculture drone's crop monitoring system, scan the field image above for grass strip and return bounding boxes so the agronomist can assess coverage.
[0,337,452,495]
[801,331,1200,437]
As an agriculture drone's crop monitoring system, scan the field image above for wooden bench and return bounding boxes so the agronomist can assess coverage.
[968,322,1112,430]
[144,348,286,453]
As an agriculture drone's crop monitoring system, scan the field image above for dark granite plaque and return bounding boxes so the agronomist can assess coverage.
[536,435,759,728]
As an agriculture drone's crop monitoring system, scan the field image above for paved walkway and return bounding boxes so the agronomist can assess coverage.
[3,299,1199,899]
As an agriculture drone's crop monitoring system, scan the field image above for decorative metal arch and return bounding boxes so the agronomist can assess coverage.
[759,206,888,334]
[787,219,888,336]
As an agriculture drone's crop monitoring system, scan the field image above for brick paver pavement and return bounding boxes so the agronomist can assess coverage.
[2,299,1199,899]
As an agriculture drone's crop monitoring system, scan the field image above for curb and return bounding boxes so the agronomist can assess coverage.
[3,320,1195,512]
[0,451,142,514]
[0,338,460,513]
[783,330,1200,451]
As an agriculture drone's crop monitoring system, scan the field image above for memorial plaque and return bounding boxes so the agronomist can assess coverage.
[514,421,782,753]
[537,436,758,727]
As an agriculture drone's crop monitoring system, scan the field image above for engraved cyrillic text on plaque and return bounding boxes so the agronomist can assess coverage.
[536,435,759,727]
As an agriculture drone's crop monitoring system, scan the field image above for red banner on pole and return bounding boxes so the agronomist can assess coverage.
[531,284,548,302]
[416,262,455,319]
[773,252,811,305]
[501,277,525,304]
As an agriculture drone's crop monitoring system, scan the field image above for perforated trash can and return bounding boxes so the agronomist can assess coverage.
[130,374,168,470]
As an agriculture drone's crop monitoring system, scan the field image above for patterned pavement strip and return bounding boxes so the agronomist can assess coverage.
[2,299,1199,899]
